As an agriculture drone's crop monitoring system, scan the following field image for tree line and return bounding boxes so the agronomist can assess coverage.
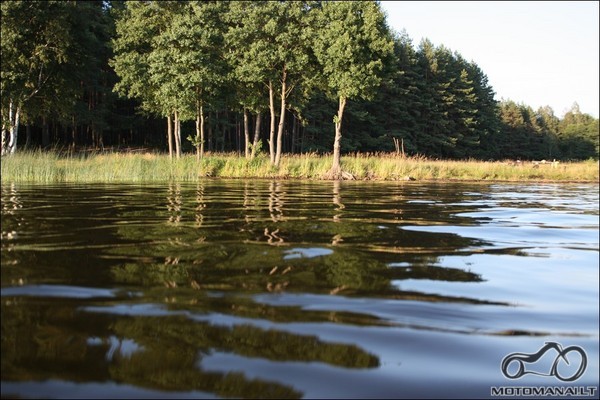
[2,0,598,164]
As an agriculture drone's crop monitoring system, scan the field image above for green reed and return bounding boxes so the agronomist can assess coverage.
[1,150,598,183]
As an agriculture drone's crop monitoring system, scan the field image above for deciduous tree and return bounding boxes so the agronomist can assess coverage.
[313,1,393,178]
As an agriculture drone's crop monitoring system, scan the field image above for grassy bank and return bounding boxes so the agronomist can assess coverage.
[1,150,598,183]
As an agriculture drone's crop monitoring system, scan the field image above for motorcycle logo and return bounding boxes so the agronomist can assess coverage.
[501,341,587,382]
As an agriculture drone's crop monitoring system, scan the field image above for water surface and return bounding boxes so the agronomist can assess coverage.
[1,181,598,398]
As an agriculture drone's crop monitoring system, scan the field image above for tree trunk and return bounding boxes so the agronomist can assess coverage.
[174,111,181,158]
[331,96,346,173]
[62,124,68,145]
[243,108,250,159]
[71,116,77,149]
[291,114,297,154]
[207,112,213,152]
[251,112,262,160]
[0,107,6,155]
[200,106,205,159]
[300,123,305,154]
[196,111,201,162]
[274,70,287,167]
[1,129,6,155]
[2,99,21,155]
[327,96,353,180]
[90,124,95,148]
[236,113,241,155]
[268,80,276,165]
[167,114,174,160]
[177,115,182,158]
[11,105,20,154]
[99,130,104,151]
[220,111,226,152]
[196,103,205,161]
[25,124,31,148]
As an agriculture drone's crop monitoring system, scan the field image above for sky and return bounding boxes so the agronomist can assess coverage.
[379,1,599,118]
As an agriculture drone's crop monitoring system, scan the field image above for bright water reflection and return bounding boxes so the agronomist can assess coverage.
[1,181,598,398]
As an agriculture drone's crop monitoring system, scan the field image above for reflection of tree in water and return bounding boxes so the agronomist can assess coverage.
[1,183,23,251]
[106,181,510,310]
[268,181,286,223]
[109,180,502,304]
[1,183,25,285]
[332,180,344,223]
[2,299,380,398]
[105,315,310,398]
[195,181,206,228]
[167,182,183,225]
[2,302,113,382]
[1,183,23,216]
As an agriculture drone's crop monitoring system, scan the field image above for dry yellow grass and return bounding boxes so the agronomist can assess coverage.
[1,150,598,183]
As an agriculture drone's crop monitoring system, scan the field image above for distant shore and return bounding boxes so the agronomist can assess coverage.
[1,151,598,183]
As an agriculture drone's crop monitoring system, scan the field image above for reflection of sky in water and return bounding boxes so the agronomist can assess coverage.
[87,335,145,361]
[455,207,599,228]
[283,247,334,260]
[401,224,598,248]
[388,249,599,336]
[0,284,117,299]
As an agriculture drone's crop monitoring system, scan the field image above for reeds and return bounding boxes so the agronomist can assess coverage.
[1,150,598,183]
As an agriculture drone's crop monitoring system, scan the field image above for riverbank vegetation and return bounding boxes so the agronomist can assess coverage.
[2,150,597,183]
[1,1,599,182]
[1,1,598,168]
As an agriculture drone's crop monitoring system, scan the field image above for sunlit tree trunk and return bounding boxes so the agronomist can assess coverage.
[1,115,7,156]
[274,69,287,167]
[174,111,181,158]
[330,96,347,177]
[167,114,174,160]
[2,99,21,155]
[268,80,276,165]
[243,108,250,159]
[195,102,205,161]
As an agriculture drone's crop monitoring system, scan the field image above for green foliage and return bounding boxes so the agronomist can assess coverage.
[495,101,598,160]
[110,1,174,116]
[313,1,393,101]
[186,134,201,148]
[558,103,599,159]
[1,1,117,152]
[1,1,596,161]
[249,139,264,158]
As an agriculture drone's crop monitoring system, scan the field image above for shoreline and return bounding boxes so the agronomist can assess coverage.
[1,151,598,184]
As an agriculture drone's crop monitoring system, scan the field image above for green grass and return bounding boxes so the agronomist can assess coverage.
[1,150,598,183]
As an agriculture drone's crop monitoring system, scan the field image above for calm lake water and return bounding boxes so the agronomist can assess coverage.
[1,180,598,399]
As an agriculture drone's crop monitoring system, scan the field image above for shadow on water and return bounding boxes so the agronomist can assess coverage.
[2,181,598,398]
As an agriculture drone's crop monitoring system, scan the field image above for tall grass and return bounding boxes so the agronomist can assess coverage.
[1,150,598,183]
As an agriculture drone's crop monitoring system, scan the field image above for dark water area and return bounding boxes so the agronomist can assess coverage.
[1,180,598,399]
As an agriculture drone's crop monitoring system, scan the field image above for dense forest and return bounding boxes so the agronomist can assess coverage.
[2,0,598,161]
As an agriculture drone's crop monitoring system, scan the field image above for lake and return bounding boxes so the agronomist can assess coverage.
[1,180,598,399]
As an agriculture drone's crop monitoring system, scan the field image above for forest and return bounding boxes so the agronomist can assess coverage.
[2,0,598,162]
